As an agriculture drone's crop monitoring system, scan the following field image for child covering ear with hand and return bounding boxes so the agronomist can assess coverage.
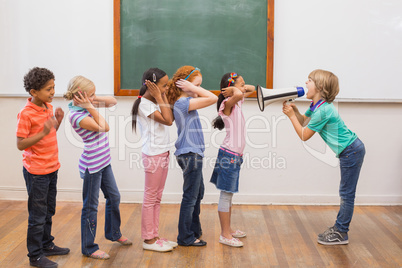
[211,72,255,247]
[131,68,176,252]
[166,66,218,247]
[64,75,131,260]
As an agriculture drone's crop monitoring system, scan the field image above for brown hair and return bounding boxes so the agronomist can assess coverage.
[308,69,339,103]
[166,66,201,105]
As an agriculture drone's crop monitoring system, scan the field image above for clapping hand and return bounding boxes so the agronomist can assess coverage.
[55,107,64,123]
[43,118,57,135]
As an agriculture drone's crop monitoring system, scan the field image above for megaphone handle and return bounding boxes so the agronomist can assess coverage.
[285,99,295,105]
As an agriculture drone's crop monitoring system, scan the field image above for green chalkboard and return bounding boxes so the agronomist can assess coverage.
[114,0,274,96]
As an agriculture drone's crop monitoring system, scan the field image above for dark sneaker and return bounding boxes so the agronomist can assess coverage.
[30,256,58,268]
[43,245,70,256]
[317,227,349,245]
[318,226,336,239]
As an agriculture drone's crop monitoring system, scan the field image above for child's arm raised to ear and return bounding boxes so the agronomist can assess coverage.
[221,86,244,116]
[176,79,218,111]
[146,80,173,126]
[74,92,110,132]
[92,96,117,108]
[243,84,256,98]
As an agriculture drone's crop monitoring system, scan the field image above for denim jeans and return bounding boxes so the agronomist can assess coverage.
[210,147,243,193]
[81,164,122,255]
[335,138,365,233]
[176,153,205,245]
[23,167,57,260]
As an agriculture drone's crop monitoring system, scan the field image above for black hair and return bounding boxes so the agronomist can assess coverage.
[212,73,240,130]
[23,67,55,95]
[131,68,167,132]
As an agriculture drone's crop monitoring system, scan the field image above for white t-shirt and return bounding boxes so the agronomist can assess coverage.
[137,97,170,156]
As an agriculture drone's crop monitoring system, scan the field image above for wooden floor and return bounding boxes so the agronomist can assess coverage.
[0,201,401,268]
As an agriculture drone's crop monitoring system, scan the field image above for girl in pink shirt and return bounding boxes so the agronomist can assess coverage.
[210,73,255,247]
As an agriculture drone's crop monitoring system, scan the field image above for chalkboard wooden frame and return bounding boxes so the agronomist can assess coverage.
[113,0,274,97]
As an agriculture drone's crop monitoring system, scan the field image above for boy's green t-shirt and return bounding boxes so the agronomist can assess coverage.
[305,102,357,157]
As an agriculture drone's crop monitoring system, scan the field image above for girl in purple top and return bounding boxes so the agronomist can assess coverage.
[211,73,255,247]
[64,75,132,260]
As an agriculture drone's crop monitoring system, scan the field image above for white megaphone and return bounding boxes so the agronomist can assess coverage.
[256,85,305,111]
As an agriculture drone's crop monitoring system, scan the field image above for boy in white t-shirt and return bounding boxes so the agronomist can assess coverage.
[131,68,176,252]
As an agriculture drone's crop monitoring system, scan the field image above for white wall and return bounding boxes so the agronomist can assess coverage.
[0,0,114,96]
[1,0,401,204]
[274,0,402,101]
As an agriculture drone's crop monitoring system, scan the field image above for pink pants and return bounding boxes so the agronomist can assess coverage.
[141,151,169,240]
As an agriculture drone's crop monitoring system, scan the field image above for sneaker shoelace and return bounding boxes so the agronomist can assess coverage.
[325,231,344,241]
[321,226,335,236]
[156,239,164,247]
[222,236,240,245]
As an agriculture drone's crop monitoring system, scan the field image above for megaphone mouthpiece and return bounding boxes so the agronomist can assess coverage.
[296,87,305,97]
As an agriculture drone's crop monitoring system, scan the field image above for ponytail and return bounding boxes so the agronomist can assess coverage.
[212,115,224,130]
[212,94,226,130]
[131,85,147,132]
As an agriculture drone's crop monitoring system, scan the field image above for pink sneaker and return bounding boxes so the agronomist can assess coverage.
[219,235,243,247]
[231,230,246,238]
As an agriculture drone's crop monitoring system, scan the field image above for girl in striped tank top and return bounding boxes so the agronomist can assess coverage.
[64,76,132,260]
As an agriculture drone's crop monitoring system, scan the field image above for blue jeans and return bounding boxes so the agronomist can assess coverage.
[81,164,122,255]
[176,153,205,245]
[23,167,57,260]
[335,138,365,233]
